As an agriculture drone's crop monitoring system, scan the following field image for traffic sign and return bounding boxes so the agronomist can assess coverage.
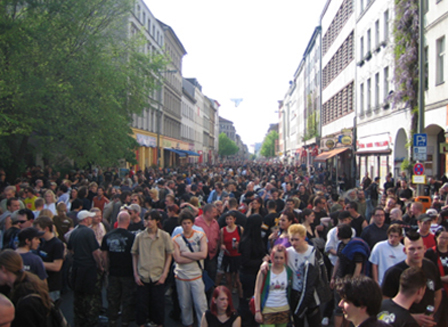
[414,163,424,175]
[412,175,426,184]
[413,147,427,161]
[413,133,427,147]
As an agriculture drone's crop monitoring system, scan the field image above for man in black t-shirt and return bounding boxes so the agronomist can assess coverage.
[361,207,389,249]
[382,231,442,327]
[217,198,247,228]
[101,211,136,327]
[378,267,425,327]
[347,201,368,237]
[68,210,104,327]
[34,216,64,301]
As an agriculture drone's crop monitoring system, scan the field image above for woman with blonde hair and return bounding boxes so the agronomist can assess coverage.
[0,249,52,326]
[43,190,57,215]
[38,209,54,219]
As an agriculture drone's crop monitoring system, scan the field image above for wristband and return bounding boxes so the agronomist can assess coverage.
[256,310,261,313]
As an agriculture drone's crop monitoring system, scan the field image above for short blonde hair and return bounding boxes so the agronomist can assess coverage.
[288,223,306,239]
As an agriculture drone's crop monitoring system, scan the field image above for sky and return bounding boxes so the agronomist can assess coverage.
[145,0,327,152]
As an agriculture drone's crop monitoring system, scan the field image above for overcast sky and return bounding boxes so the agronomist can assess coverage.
[145,0,327,152]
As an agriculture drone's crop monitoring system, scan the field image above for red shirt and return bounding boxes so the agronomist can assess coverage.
[222,226,241,257]
[421,232,436,249]
[92,195,109,212]
[195,215,220,259]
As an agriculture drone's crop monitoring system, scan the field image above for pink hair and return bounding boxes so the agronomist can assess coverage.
[270,244,288,263]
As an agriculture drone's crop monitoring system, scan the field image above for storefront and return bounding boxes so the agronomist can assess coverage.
[356,133,392,184]
[316,129,354,190]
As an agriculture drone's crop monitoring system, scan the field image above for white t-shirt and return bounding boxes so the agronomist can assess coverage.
[325,226,356,266]
[369,240,406,285]
[287,245,315,292]
[264,268,289,308]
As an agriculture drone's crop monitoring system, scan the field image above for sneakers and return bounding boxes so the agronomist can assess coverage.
[321,317,329,326]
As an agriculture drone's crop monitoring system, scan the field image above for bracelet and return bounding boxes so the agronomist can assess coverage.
[256,310,261,313]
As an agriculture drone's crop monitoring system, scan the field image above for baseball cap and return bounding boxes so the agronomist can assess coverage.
[417,213,432,222]
[426,209,438,218]
[18,227,45,242]
[77,210,96,221]
[124,204,141,213]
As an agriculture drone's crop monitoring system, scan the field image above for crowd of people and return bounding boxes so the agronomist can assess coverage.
[0,163,448,327]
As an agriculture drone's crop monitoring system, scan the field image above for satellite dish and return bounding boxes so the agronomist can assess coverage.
[230,98,243,107]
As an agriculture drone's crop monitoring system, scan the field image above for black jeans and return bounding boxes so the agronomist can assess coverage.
[293,305,322,327]
[238,272,257,327]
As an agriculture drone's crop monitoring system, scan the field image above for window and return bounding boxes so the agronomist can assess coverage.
[147,19,151,31]
[375,73,380,108]
[360,0,364,12]
[384,66,389,101]
[367,29,371,53]
[137,5,140,21]
[142,12,146,26]
[360,36,364,58]
[384,10,389,41]
[424,46,429,90]
[360,83,364,114]
[375,20,380,48]
[436,36,445,84]
[367,78,371,112]
[423,0,429,13]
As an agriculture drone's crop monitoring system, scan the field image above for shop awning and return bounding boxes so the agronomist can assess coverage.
[164,148,186,157]
[356,133,392,155]
[314,147,349,162]
[177,150,200,156]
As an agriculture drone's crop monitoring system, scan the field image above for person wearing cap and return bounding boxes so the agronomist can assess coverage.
[15,227,47,281]
[426,209,441,234]
[417,213,436,249]
[126,203,144,232]
[67,209,104,327]
[33,216,65,301]
[382,230,442,327]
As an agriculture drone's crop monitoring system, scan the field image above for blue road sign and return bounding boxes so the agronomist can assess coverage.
[413,133,427,147]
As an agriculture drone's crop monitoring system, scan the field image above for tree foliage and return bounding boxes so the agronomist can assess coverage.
[218,133,239,157]
[392,0,419,133]
[260,131,278,158]
[0,0,167,176]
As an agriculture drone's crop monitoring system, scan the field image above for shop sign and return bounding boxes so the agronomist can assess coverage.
[440,143,448,154]
[325,139,335,149]
[136,134,156,147]
[340,135,352,146]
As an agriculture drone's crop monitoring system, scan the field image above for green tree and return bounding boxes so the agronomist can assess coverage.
[0,0,167,178]
[260,131,278,158]
[218,133,239,157]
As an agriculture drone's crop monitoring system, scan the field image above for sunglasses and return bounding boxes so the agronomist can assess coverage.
[18,220,27,224]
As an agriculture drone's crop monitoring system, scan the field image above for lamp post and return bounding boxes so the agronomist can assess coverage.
[416,0,425,196]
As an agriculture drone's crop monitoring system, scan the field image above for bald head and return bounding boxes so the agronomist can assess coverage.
[390,208,403,221]
[0,294,14,327]
[117,211,131,229]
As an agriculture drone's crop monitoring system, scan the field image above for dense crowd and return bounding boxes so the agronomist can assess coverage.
[0,163,448,327]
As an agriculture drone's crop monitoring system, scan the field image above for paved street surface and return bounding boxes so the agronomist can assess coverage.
[59,287,184,327]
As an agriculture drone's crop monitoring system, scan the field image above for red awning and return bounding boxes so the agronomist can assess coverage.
[314,147,349,162]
